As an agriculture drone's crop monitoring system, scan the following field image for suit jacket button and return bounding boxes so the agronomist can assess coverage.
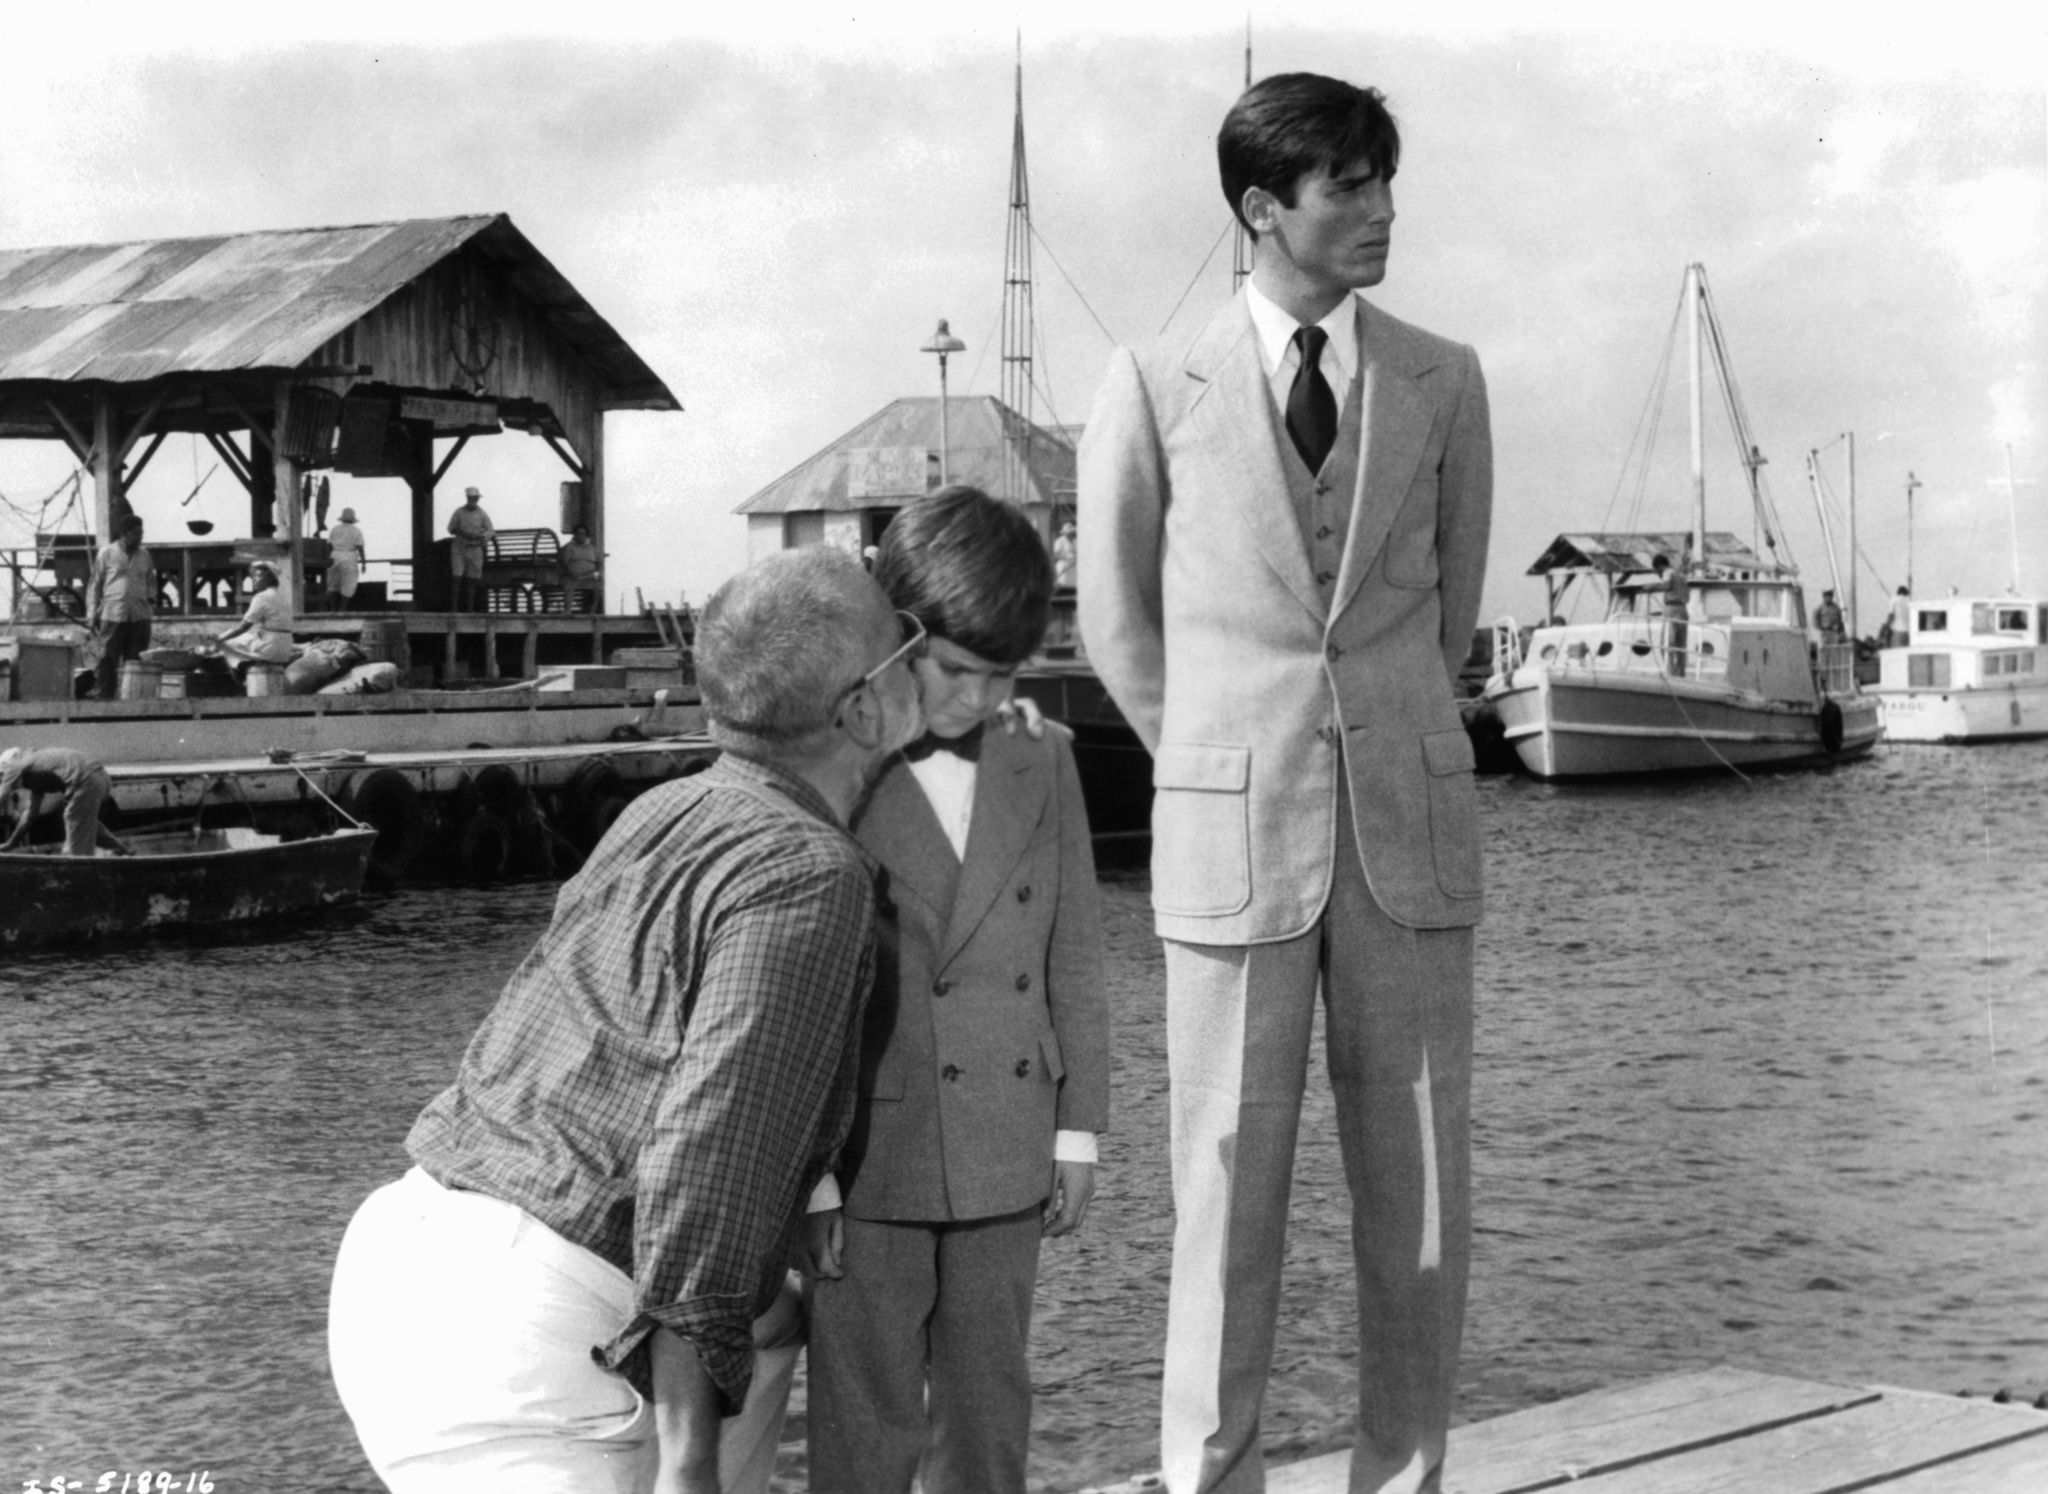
[933,978,951,997]
[1316,525,1333,539]
[1015,1059,1032,1078]
[1016,884,1032,903]
[1316,570,1335,585]
[1015,973,1032,991]
[942,1064,962,1082]
[1326,644,1343,661]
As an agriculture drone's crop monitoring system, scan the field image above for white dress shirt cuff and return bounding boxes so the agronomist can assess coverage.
[807,1174,842,1213]
[1054,1130,1098,1165]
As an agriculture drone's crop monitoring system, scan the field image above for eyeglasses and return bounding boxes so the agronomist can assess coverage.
[837,610,927,708]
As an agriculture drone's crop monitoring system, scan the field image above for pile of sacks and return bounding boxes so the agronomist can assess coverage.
[282,638,404,696]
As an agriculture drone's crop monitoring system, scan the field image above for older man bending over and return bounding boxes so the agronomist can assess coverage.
[328,545,927,1494]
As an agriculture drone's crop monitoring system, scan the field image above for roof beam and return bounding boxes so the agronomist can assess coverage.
[216,386,276,457]
[541,430,586,480]
[431,434,470,488]
[42,400,94,467]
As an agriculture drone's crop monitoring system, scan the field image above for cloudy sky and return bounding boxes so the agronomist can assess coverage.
[2,3,2041,632]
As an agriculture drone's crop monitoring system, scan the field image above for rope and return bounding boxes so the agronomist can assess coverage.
[288,760,367,829]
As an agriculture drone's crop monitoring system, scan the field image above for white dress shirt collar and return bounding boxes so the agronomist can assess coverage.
[1245,280,1358,391]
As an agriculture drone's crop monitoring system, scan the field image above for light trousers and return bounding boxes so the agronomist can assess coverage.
[329,1167,799,1493]
[1160,813,1473,1494]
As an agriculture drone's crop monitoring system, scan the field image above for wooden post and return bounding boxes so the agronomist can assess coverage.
[407,423,439,611]
[275,383,304,616]
[90,388,127,541]
[521,623,538,679]
[583,411,605,616]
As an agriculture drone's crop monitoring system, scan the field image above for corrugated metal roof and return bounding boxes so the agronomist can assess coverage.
[736,396,1074,515]
[0,215,677,410]
[1525,531,1775,577]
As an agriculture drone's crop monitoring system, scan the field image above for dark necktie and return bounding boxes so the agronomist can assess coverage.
[1285,325,1338,474]
[902,723,984,763]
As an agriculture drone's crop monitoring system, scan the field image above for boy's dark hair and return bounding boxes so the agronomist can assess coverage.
[874,485,1052,667]
[1218,73,1400,236]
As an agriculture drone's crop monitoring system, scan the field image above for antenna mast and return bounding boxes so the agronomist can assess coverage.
[1231,20,1253,293]
[1001,35,1036,511]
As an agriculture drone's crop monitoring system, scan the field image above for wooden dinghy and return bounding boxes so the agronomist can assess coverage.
[0,824,377,944]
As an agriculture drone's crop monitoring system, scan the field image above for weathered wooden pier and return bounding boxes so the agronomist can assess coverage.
[1081,1367,2048,1493]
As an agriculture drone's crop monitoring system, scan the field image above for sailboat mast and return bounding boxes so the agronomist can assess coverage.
[1687,262,1705,565]
[2004,443,2022,595]
[1846,430,1857,637]
[1001,37,1036,513]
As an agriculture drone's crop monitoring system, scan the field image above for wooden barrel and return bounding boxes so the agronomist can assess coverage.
[359,618,411,672]
[243,663,286,697]
[117,661,162,700]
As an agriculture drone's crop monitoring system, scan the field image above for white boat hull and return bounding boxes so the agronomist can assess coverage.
[1871,682,2048,743]
[1489,669,1880,779]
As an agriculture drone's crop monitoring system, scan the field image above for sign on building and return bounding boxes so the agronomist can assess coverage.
[848,446,935,498]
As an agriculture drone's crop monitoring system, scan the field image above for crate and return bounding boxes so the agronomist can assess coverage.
[10,640,79,701]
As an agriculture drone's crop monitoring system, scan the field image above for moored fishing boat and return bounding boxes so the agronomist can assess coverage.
[1871,594,2048,742]
[1481,264,1879,779]
[0,822,376,944]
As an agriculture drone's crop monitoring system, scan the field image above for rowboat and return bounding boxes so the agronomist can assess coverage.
[0,823,376,944]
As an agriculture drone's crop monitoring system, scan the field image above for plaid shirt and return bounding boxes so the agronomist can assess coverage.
[406,753,876,1411]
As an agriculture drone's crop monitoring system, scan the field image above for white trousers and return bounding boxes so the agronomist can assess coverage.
[329,1167,800,1493]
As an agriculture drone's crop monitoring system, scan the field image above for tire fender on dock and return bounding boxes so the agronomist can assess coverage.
[343,769,428,886]
[561,759,627,851]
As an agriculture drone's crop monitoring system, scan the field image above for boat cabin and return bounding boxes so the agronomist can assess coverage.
[1879,597,2048,691]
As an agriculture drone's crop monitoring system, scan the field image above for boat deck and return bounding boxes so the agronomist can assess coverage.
[1081,1367,2048,1493]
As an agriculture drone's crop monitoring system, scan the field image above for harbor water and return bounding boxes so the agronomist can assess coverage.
[4,743,2046,1491]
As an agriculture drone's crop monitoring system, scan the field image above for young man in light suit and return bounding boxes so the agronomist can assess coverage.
[1078,74,1493,1494]
[806,485,1110,1493]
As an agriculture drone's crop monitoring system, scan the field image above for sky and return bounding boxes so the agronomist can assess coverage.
[1,2,2042,634]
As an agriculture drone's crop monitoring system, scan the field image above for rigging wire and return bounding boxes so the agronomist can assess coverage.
[1028,221,1121,349]
[1155,221,1233,338]
[1601,285,1685,538]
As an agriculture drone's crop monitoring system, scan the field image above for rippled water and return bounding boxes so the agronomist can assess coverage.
[4,743,2045,1492]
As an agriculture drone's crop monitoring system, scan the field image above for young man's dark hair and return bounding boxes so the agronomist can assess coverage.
[1217,72,1401,235]
[873,484,1053,666]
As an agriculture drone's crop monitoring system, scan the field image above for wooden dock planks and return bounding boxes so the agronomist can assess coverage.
[1128,1367,2048,1494]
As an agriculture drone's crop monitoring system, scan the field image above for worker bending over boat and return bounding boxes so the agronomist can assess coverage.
[0,746,132,856]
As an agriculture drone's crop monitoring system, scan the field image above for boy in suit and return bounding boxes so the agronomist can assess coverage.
[806,485,1111,1493]
[1079,73,1493,1494]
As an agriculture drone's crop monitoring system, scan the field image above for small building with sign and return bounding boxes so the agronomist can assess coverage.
[735,395,1075,563]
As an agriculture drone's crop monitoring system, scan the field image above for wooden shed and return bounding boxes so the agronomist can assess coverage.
[0,214,678,612]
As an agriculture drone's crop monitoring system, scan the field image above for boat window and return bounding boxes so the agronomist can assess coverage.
[1986,651,2035,676]
[1699,641,1715,656]
[1908,653,1952,688]
[1540,644,1557,662]
[1630,641,1651,656]
[1916,609,1948,634]
[1997,607,2029,633]
[1596,641,1614,657]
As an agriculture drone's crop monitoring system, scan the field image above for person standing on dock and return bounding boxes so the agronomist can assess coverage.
[805,485,1109,1494]
[328,545,927,1494]
[1815,588,1846,644]
[446,485,494,612]
[1080,72,1492,1494]
[85,512,154,700]
[0,745,131,856]
[327,507,366,611]
[561,522,604,614]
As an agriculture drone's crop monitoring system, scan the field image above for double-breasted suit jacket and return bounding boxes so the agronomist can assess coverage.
[838,722,1110,1222]
[1078,290,1492,940]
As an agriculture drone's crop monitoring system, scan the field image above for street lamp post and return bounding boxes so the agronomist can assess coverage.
[921,318,966,486]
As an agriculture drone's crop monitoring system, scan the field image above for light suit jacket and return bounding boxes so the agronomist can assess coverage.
[837,722,1110,1221]
[1078,291,1493,943]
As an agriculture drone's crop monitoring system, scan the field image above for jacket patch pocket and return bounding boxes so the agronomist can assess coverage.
[1383,477,1442,589]
[1150,743,1251,918]
[1422,729,1482,898]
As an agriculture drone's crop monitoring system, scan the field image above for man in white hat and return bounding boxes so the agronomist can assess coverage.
[446,487,495,612]
[328,507,366,612]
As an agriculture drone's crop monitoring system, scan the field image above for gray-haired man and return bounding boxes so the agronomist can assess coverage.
[330,546,926,1494]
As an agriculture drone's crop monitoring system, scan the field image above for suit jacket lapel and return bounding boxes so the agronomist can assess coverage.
[1332,298,1436,618]
[1185,295,1326,621]
[939,728,1047,968]
[857,759,959,933]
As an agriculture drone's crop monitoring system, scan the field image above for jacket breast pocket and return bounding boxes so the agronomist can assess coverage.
[1383,475,1441,589]
[1150,743,1251,918]
[1422,729,1482,898]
